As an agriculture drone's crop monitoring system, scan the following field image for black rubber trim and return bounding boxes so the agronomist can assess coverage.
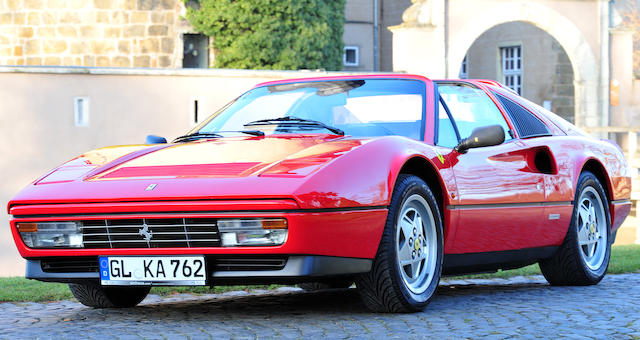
[443,246,559,275]
[447,201,573,210]
[12,205,389,219]
[24,255,372,284]
[27,259,100,282]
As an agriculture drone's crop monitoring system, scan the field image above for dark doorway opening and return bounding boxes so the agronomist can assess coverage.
[183,34,209,68]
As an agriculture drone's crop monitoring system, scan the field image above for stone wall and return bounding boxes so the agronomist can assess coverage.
[0,0,192,68]
[548,40,575,123]
[465,22,576,122]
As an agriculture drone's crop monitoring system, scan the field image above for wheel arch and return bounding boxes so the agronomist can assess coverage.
[578,158,615,235]
[579,158,613,203]
[395,156,447,218]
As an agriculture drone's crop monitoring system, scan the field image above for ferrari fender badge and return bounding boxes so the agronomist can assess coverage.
[145,183,158,191]
[435,150,445,165]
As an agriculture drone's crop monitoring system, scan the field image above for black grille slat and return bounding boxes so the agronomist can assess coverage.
[41,256,99,273]
[214,257,287,271]
[80,218,221,249]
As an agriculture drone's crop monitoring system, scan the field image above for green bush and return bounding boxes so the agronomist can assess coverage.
[184,0,346,70]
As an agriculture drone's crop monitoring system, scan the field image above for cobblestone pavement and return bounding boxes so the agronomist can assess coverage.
[1,273,639,339]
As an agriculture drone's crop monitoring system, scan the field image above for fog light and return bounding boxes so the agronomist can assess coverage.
[217,218,288,246]
[17,222,83,248]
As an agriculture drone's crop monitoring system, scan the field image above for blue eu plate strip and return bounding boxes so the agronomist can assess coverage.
[99,257,110,280]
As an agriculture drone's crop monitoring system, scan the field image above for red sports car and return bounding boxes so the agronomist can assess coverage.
[8,75,631,312]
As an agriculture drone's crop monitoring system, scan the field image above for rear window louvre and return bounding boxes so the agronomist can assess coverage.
[494,93,551,138]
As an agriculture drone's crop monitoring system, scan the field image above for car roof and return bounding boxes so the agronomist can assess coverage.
[254,74,432,88]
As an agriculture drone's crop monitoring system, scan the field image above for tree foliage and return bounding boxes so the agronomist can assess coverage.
[184,0,346,70]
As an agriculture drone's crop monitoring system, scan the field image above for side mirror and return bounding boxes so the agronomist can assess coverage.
[145,135,167,144]
[455,125,505,153]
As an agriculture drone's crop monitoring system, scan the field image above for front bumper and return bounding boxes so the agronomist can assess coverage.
[11,207,388,259]
[11,200,387,284]
[26,255,373,285]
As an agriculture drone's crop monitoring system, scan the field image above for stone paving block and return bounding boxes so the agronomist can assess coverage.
[1,274,640,338]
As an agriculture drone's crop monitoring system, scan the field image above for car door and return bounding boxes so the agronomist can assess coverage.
[435,82,547,254]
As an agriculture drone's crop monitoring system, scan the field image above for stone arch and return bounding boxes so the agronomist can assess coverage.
[447,2,599,126]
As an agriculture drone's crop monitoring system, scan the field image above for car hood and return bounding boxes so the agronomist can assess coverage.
[9,135,369,207]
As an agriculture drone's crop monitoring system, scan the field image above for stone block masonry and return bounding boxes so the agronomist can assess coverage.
[0,0,193,68]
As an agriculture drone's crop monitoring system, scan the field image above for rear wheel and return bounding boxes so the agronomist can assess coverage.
[69,283,150,308]
[356,175,443,312]
[539,171,611,285]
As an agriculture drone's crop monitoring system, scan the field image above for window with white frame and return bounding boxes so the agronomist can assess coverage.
[459,56,468,79]
[501,46,522,95]
[74,96,89,127]
[343,46,359,67]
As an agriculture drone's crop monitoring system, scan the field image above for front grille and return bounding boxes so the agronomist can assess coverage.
[81,218,221,248]
[41,256,99,273]
[213,257,288,271]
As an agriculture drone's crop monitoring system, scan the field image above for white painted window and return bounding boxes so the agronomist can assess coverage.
[501,46,522,95]
[343,46,359,67]
[459,56,468,79]
[74,97,89,127]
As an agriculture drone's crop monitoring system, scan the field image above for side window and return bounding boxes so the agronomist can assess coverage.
[438,83,512,142]
[436,100,459,148]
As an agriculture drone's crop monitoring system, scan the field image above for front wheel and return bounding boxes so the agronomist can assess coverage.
[69,282,150,308]
[539,171,611,285]
[356,175,443,312]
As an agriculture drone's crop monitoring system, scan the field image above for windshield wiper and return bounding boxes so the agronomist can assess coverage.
[173,132,223,143]
[217,130,265,137]
[244,116,344,135]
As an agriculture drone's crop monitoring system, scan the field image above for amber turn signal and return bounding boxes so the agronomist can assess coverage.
[16,223,38,233]
[261,218,288,230]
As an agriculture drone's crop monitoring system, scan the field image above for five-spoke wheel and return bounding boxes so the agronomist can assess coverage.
[395,194,438,296]
[356,175,443,312]
[576,187,608,271]
[540,171,611,285]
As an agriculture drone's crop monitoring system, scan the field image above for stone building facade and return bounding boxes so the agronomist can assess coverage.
[0,0,412,71]
[0,0,192,68]
[464,22,576,123]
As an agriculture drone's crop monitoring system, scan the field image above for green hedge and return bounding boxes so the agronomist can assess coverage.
[184,0,346,70]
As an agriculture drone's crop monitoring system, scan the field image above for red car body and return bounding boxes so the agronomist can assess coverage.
[8,74,631,283]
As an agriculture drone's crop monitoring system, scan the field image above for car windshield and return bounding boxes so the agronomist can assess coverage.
[191,79,426,140]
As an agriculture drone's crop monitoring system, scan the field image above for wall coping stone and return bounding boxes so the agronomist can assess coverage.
[0,66,392,78]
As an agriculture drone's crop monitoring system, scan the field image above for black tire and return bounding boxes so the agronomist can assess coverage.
[299,278,354,291]
[355,174,443,313]
[539,171,611,285]
[69,282,150,308]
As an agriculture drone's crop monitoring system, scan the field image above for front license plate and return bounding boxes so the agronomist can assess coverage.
[99,256,206,286]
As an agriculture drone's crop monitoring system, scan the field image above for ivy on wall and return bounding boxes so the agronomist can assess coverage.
[184,0,346,70]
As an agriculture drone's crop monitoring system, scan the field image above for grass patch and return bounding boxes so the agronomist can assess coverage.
[607,245,640,274]
[149,284,283,297]
[0,277,74,302]
[0,282,283,303]
[0,245,638,303]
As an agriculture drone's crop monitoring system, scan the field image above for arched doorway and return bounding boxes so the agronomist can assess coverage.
[460,21,576,123]
[391,0,608,128]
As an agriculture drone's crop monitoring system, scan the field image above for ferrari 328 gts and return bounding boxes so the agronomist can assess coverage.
[8,75,631,312]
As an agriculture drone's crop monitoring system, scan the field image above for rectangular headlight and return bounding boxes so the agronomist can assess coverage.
[17,222,83,248]
[217,218,288,246]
